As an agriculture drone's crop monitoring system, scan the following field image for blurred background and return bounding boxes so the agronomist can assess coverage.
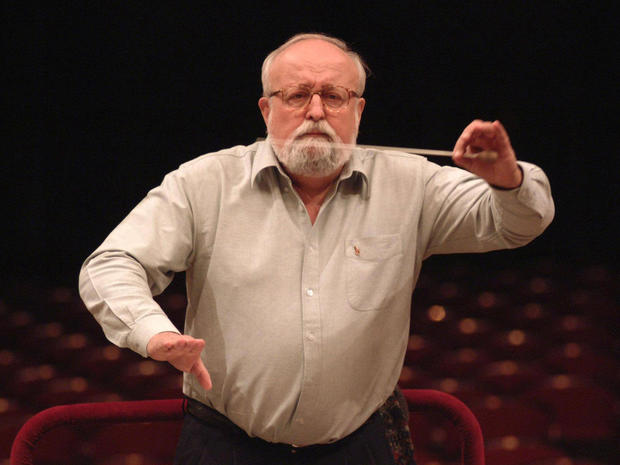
[2,2,618,464]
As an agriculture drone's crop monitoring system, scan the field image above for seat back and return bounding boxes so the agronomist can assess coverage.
[10,399,184,465]
[11,392,485,465]
[403,389,485,465]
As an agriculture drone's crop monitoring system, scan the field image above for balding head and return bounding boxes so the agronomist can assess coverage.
[261,33,368,97]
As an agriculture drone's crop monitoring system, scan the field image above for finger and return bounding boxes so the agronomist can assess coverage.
[155,336,203,364]
[468,127,498,151]
[453,152,475,171]
[457,129,504,164]
[453,131,472,159]
[169,335,203,353]
[453,121,477,157]
[492,120,512,151]
[174,335,203,349]
[183,340,206,361]
[192,358,213,391]
[453,119,490,157]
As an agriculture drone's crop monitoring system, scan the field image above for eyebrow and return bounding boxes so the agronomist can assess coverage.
[290,83,338,90]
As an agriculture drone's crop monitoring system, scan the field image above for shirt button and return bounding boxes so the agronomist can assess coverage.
[306,333,316,341]
[306,288,314,297]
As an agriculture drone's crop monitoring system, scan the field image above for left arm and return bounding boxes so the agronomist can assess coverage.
[420,120,554,257]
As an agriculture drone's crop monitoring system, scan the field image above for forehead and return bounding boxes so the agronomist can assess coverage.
[269,39,359,89]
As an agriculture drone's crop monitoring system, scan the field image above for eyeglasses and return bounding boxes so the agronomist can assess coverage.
[269,85,359,111]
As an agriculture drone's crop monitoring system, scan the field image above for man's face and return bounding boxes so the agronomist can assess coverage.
[258,39,365,176]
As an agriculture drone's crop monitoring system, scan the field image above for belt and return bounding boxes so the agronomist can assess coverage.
[184,397,248,437]
[183,397,381,450]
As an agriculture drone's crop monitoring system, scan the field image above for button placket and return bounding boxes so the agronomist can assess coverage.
[292,233,322,426]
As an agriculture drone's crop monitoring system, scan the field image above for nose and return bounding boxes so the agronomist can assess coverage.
[305,93,326,121]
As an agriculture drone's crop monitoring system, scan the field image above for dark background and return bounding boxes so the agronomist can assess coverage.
[3,2,617,288]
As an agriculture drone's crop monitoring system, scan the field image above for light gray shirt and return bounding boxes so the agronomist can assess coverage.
[79,141,554,445]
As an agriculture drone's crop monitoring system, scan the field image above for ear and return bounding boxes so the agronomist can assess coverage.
[355,98,366,125]
[258,97,270,127]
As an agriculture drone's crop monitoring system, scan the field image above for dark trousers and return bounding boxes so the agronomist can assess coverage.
[174,391,416,465]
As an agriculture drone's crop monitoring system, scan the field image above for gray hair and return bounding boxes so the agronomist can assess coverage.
[261,33,369,97]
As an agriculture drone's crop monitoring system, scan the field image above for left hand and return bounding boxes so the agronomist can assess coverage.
[453,120,523,189]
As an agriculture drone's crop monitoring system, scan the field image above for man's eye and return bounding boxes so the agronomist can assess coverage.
[288,91,309,101]
[324,92,343,102]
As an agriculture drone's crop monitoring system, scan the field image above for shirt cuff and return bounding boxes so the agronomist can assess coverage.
[491,161,546,210]
[127,313,181,357]
[490,165,524,191]
[489,161,554,239]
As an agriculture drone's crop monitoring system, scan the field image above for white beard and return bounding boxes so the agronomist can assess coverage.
[269,120,354,177]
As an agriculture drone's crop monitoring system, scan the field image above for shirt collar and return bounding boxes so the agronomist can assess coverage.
[251,140,370,199]
[251,141,284,188]
[337,148,370,199]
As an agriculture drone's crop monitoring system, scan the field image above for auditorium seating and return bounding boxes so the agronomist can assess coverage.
[1,259,618,464]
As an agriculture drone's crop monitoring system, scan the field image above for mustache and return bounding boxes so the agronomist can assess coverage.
[291,121,338,142]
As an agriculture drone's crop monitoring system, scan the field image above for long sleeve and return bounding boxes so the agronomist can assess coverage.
[79,170,195,357]
[421,161,554,257]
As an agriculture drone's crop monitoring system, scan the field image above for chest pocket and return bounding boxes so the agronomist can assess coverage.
[345,234,404,311]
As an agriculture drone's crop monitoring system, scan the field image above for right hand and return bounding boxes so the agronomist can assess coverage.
[147,332,212,391]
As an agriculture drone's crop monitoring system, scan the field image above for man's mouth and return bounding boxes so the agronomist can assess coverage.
[299,132,330,140]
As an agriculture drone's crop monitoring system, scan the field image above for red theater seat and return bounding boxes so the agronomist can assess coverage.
[48,332,93,364]
[522,375,618,443]
[398,365,434,389]
[445,318,495,349]
[543,343,619,386]
[484,436,566,465]
[141,373,183,399]
[1,311,35,349]
[527,459,611,465]
[479,360,545,395]
[9,399,184,465]
[74,345,140,381]
[510,302,554,330]
[403,389,485,465]
[410,409,462,460]
[429,378,488,407]
[431,348,491,379]
[469,396,551,441]
[117,360,178,397]
[0,398,31,460]
[550,315,609,348]
[29,376,110,409]
[94,453,170,465]
[404,334,439,368]
[489,329,547,361]
[471,290,512,315]
[413,304,457,337]
[8,364,59,400]
[0,350,27,390]
[11,391,486,465]
[19,322,65,355]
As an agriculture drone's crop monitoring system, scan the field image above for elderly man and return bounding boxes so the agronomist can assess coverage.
[79,33,554,464]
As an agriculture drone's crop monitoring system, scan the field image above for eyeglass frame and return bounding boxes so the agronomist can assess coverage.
[268,85,360,111]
